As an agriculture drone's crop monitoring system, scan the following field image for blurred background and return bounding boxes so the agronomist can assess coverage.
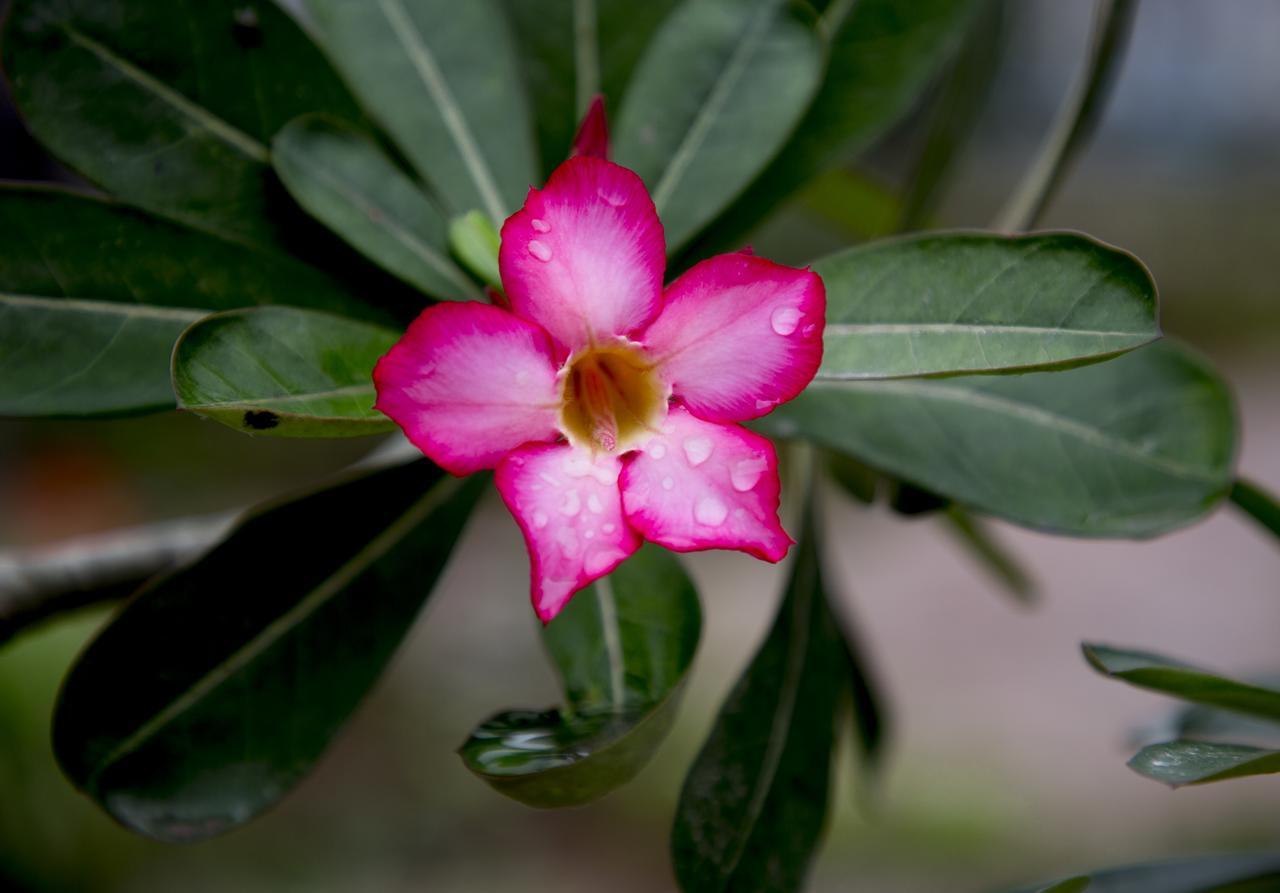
[1,1,1278,890]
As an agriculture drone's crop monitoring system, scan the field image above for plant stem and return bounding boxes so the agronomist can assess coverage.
[1230,478,1280,542]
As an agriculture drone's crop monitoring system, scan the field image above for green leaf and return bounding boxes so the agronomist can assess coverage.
[671,513,846,893]
[272,115,478,300]
[614,0,823,252]
[999,856,1280,893]
[1129,741,1280,788]
[172,306,400,438]
[448,211,503,290]
[801,168,905,242]
[0,186,381,418]
[1036,880,1091,893]
[684,0,984,256]
[1083,644,1280,724]
[1231,479,1280,542]
[305,0,537,223]
[762,340,1236,537]
[943,508,1037,604]
[2,0,360,245]
[834,603,889,780]
[814,233,1160,380]
[825,451,879,504]
[53,462,484,842]
[459,545,700,807]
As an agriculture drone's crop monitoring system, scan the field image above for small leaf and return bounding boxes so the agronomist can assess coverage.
[306,0,537,223]
[1230,478,1280,542]
[1083,644,1280,724]
[671,512,846,893]
[459,545,700,807]
[448,211,503,290]
[761,340,1236,537]
[272,115,478,300]
[172,307,400,438]
[614,0,823,252]
[944,508,1037,604]
[814,233,1160,380]
[996,855,1280,893]
[53,462,484,841]
[1129,741,1280,788]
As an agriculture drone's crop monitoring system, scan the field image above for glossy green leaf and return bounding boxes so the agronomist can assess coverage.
[614,0,823,252]
[684,0,983,256]
[460,545,700,808]
[1001,856,1280,893]
[272,115,478,300]
[944,508,1037,604]
[2,0,360,245]
[814,233,1160,380]
[0,186,381,417]
[1231,479,1280,542]
[172,306,399,437]
[448,211,502,290]
[1128,741,1280,788]
[671,514,846,893]
[1083,645,1280,723]
[305,0,536,223]
[53,462,484,842]
[762,340,1236,537]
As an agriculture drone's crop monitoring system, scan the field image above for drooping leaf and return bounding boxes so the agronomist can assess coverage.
[459,545,700,807]
[1083,645,1280,724]
[1230,479,1280,543]
[813,233,1160,380]
[53,462,484,842]
[671,512,846,893]
[1128,741,1280,788]
[2,0,361,245]
[762,340,1236,537]
[0,186,381,417]
[305,0,537,223]
[833,600,889,781]
[943,508,1037,604]
[997,855,1280,893]
[172,306,400,438]
[272,115,478,300]
[614,0,823,252]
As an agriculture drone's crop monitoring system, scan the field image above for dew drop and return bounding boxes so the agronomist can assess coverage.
[801,323,818,339]
[532,510,549,529]
[584,529,595,540]
[771,306,802,336]
[661,476,675,491]
[597,187,628,207]
[646,441,667,460]
[694,495,728,527]
[527,240,553,262]
[731,456,768,492]
[557,528,581,557]
[583,548,615,576]
[559,490,581,516]
[682,436,713,467]
[587,493,604,514]
[530,218,551,233]
[755,398,776,412]
[602,522,617,534]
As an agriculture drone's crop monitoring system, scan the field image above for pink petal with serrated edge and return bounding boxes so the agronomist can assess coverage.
[620,406,791,562]
[373,302,561,476]
[496,443,642,622]
[641,253,824,423]
[500,157,665,355]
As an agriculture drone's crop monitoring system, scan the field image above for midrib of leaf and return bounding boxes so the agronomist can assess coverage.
[59,24,269,162]
[183,384,377,410]
[594,575,627,709]
[87,475,463,785]
[573,0,599,116]
[718,570,813,882]
[811,379,1222,483]
[823,323,1149,337]
[650,0,778,212]
[375,0,507,223]
[0,294,206,320]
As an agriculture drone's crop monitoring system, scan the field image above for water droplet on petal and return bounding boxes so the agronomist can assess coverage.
[661,476,675,491]
[646,441,667,460]
[602,522,617,534]
[583,548,615,577]
[694,495,728,526]
[771,306,802,336]
[559,490,581,516]
[587,493,604,514]
[528,240,552,262]
[801,323,818,339]
[597,187,627,207]
[530,218,550,233]
[532,510,549,528]
[755,398,776,412]
[557,528,580,557]
[731,456,768,492]
[584,529,595,539]
[683,436,713,467]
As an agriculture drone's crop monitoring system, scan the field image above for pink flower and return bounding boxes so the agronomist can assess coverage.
[374,153,824,622]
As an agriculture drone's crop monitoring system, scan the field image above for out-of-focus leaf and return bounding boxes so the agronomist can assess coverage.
[614,0,823,252]
[0,186,381,418]
[272,115,478,300]
[998,855,1280,893]
[671,512,846,893]
[2,0,360,245]
[305,0,536,223]
[825,451,879,504]
[887,481,950,517]
[459,545,700,807]
[801,168,904,242]
[761,341,1236,537]
[448,210,502,290]
[813,233,1160,380]
[684,0,984,257]
[1035,880,1092,893]
[834,601,888,780]
[944,508,1037,604]
[1128,741,1280,788]
[1230,479,1280,543]
[1083,645,1280,723]
[172,307,399,438]
[53,462,484,842]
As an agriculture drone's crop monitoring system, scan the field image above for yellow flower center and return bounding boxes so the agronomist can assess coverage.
[558,340,667,454]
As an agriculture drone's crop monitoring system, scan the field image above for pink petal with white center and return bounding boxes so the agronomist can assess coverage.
[500,157,665,354]
[619,406,791,562]
[640,253,825,423]
[496,443,642,622]
[373,302,561,476]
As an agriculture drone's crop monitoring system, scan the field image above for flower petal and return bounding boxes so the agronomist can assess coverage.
[500,157,665,353]
[620,406,791,562]
[571,94,610,160]
[496,443,642,622]
[641,253,825,422]
[373,302,561,475]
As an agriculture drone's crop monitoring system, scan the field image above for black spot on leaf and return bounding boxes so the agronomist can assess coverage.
[232,7,263,49]
[243,410,279,430]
